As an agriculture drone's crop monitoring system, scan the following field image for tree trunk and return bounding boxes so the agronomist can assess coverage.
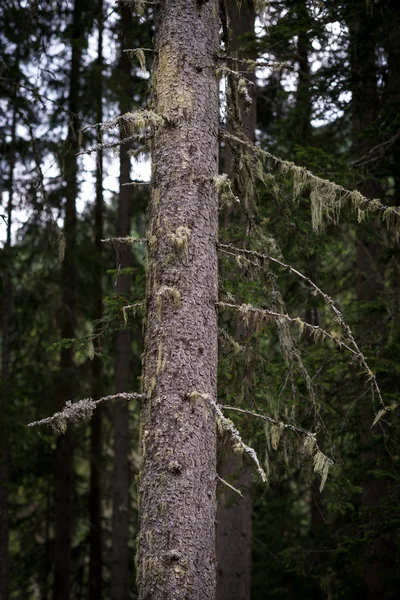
[217,4,255,600]
[89,1,104,597]
[295,0,312,148]
[53,1,82,598]
[0,100,16,600]
[217,453,252,600]
[350,5,392,598]
[111,7,134,599]
[137,2,220,598]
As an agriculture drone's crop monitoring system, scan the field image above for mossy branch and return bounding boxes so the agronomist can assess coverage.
[221,405,333,492]
[123,302,144,325]
[218,244,388,415]
[217,475,243,497]
[214,174,240,206]
[217,301,357,355]
[217,53,294,72]
[124,48,154,72]
[101,236,147,246]
[122,180,150,187]
[83,109,166,136]
[190,392,267,482]
[77,133,149,156]
[223,131,400,238]
[27,393,146,433]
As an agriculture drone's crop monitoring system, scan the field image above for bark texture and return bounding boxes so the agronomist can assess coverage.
[138,2,220,598]
[53,1,82,597]
[111,7,134,599]
[89,1,104,597]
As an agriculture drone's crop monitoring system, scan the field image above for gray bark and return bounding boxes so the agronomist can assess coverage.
[137,2,220,599]
[111,7,134,599]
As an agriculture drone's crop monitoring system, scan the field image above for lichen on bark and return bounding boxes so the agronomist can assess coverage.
[137,1,220,599]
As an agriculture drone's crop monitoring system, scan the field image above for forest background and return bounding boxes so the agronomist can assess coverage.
[1,0,400,599]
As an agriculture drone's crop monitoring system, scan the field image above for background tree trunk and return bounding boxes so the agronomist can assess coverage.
[137,1,220,598]
[89,0,104,597]
[0,99,16,600]
[53,1,82,597]
[217,3,255,599]
[111,6,134,599]
[350,4,393,598]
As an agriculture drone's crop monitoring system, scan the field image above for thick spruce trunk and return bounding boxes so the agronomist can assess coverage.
[137,2,220,598]
[217,3,255,600]
[53,1,82,598]
[111,7,134,599]
[89,1,104,597]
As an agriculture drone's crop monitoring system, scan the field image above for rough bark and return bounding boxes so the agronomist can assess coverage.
[89,1,104,597]
[111,7,134,599]
[217,4,255,600]
[53,1,82,598]
[0,100,16,600]
[137,2,220,599]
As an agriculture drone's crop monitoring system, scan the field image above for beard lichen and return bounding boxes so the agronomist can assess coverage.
[156,286,181,322]
[170,226,191,258]
[214,174,240,207]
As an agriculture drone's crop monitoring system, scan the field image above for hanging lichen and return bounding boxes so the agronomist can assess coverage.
[170,226,191,258]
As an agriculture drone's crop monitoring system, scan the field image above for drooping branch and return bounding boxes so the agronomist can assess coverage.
[218,245,388,415]
[220,405,333,492]
[223,131,400,237]
[217,301,358,356]
[190,392,267,483]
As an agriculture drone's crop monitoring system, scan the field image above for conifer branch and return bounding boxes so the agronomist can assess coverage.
[122,180,150,186]
[216,54,294,72]
[217,476,243,497]
[223,132,400,237]
[101,236,147,245]
[217,301,357,356]
[189,392,267,482]
[77,133,148,156]
[220,405,333,492]
[27,393,146,432]
[218,245,388,414]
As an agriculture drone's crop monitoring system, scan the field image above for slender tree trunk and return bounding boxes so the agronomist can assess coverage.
[111,7,134,599]
[217,4,255,600]
[53,1,82,598]
[89,1,104,598]
[217,452,252,600]
[295,0,312,148]
[0,101,16,600]
[137,2,220,598]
